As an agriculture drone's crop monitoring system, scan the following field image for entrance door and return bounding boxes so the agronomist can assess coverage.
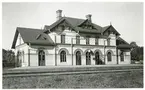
[38,50,45,66]
[95,52,100,65]
[86,51,91,65]
[76,51,81,65]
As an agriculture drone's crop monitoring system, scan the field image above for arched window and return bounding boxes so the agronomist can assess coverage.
[107,52,112,61]
[120,52,124,61]
[38,50,45,66]
[86,51,91,65]
[76,51,81,65]
[60,51,66,62]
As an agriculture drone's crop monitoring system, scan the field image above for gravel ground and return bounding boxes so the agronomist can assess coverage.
[3,70,143,89]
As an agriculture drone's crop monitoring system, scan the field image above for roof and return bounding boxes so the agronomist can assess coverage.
[117,37,129,45]
[116,37,131,49]
[12,16,125,49]
[43,17,103,34]
[102,25,110,32]
[117,44,131,49]
[43,16,121,37]
[11,27,54,49]
[64,17,85,27]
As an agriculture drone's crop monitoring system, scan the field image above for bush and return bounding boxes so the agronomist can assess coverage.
[2,49,16,68]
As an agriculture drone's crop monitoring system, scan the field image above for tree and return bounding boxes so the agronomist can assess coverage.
[130,42,138,48]
[130,42,143,61]
[2,49,16,67]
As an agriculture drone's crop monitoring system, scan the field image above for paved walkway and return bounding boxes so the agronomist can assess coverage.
[3,64,143,77]
[7,64,143,70]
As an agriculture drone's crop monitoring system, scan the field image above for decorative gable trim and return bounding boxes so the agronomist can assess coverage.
[44,17,76,34]
[78,19,97,30]
[11,28,20,49]
[103,25,120,36]
[36,34,47,40]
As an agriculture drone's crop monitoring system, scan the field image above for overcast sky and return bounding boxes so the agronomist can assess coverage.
[2,2,143,49]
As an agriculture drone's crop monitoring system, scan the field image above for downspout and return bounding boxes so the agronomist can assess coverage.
[104,40,106,64]
[28,43,31,66]
[54,35,57,66]
[116,37,119,64]
[71,38,73,65]
[116,47,119,64]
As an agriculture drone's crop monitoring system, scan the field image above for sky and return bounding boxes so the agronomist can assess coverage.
[2,2,143,50]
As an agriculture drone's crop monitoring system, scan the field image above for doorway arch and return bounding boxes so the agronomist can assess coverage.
[107,52,112,62]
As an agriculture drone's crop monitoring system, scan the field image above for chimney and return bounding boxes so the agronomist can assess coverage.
[56,10,62,21]
[86,14,92,22]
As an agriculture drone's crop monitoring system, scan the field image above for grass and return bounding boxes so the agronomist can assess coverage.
[3,70,143,88]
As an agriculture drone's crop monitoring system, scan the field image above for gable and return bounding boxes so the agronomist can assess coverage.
[43,16,122,39]
[44,18,76,34]
[44,17,103,36]
[52,20,75,34]
[12,27,55,49]
[15,33,24,47]
[103,25,120,36]
[78,19,97,30]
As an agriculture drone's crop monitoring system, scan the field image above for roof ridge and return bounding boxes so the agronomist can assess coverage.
[17,27,42,30]
[103,25,111,28]
[64,16,85,21]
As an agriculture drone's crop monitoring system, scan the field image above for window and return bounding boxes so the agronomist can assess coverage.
[95,38,99,45]
[17,51,21,62]
[107,38,110,46]
[17,51,21,67]
[107,52,112,61]
[38,50,45,66]
[86,37,90,45]
[22,51,24,63]
[76,36,80,44]
[120,52,124,61]
[61,35,65,44]
[60,51,66,62]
